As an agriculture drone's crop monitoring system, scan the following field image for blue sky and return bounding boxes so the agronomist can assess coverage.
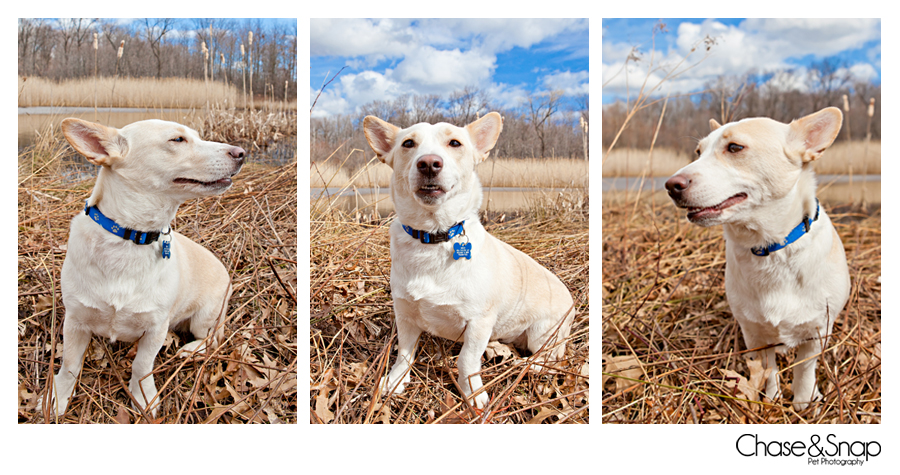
[602,18,881,103]
[310,18,589,118]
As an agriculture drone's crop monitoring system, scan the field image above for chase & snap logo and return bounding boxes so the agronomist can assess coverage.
[736,434,880,466]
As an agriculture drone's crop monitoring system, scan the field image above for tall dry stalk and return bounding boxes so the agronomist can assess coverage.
[843,94,853,192]
[92,32,98,118]
[863,97,876,206]
[248,31,254,111]
[579,116,588,161]
[602,22,716,164]
[108,40,124,123]
[241,43,247,112]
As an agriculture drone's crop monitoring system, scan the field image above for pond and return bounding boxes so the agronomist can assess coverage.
[311,187,585,217]
[18,107,296,168]
[602,175,882,204]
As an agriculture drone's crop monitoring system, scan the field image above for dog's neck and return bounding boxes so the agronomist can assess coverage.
[88,168,184,232]
[393,176,483,233]
[724,172,819,250]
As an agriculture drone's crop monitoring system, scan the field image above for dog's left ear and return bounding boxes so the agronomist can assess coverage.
[61,118,127,167]
[788,107,843,163]
[466,112,503,163]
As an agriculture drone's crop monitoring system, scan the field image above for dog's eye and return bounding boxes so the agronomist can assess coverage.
[170,137,186,143]
[449,139,462,147]
[402,139,415,148]
[727,143,744,153]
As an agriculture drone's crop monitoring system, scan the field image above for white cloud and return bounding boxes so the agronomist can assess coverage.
[603,18,881,101]
[542,70,589,95]
[311,18,588,116]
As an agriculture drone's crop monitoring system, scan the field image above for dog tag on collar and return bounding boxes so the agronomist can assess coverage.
[453,242,472,260]
[160,231,172,259]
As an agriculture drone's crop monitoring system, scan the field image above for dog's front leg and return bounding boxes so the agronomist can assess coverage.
[792,339,824,410]
[129,323,167,418]
[45,314,92,417]
[381,298,421,396]
[458,318,493,409]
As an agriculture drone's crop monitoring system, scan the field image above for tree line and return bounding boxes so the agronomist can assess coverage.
[18,18,297,102]
[603,61,881,154]
[311,86,589,166]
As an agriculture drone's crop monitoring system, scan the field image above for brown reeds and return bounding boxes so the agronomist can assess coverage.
[17,126,298,424]
[602,200,881,424]
[310,160,590,423]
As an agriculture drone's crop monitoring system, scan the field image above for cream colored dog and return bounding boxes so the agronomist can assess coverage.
[41,118,244,418]
[363,112,575,409]
[665,107,850,410]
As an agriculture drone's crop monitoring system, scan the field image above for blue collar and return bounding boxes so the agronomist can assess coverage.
[84,201,171,257]
[401,221,465,244]
[751,199,820,257]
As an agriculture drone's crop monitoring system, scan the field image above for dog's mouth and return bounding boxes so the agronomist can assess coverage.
[685,193,747,221]
[174,177,233,189]
[415,183,447,199]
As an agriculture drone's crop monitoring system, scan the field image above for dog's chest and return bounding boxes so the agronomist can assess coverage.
[62,218,179,339]
[724,222,847,342]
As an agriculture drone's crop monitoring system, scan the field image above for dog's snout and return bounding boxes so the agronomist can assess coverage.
[416,154,443,177]
[665,175,691,199]
[229,146,245,161]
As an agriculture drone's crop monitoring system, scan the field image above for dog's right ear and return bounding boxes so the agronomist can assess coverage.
[363,116,399,166]
[61,118,127,167]
[709,119,722,131]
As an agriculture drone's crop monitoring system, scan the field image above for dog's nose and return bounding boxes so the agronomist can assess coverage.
[416,154,443,178]
[229,146,245,162]
[665,175,691,199]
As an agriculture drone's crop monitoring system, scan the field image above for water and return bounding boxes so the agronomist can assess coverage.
[311,187,583,217]
[602,175,882,204]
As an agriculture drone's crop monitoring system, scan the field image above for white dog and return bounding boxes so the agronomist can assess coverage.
[665,107,850,410]
[363,112,575,409]
[41,118,244,418]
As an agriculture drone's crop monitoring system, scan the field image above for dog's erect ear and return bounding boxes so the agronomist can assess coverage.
[788,107,843,163]
[466,112,503,163]
[61,118,127,167]
[363,116,400,167]
[709,119,722,131]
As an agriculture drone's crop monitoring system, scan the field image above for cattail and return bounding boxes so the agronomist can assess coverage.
[842,94,849,112]
[93,32,98,50]
[117,40,124,59]
[248,31,253,47]
[868,97,875,118]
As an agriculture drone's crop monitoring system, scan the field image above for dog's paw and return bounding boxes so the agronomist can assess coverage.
[176,340,207,357]
[129,379,159,418]
[36,392,69,418]
[471,391,489,409]
[792,387,823,412]
[380,375,408,396]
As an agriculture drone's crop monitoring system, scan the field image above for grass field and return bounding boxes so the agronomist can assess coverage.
[602,199,881,424]
[312,156,590,189]
[18,76,296,111]
[310,164,590,423]
[18,115,297,424]
[603,141,881,177]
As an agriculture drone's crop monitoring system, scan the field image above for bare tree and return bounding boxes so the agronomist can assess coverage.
[143,18,176,79]
[527,90,564,158]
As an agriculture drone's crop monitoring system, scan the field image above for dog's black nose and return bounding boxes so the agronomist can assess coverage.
[665,175,691,199]
[416,154,443,178]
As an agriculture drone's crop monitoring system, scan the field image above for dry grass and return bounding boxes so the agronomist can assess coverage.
[19,76,247,109]
[603,141,882,177]
[311,157,589,189]
[310,162,590,424]
[17,125,298,424]
[602,199,881,423]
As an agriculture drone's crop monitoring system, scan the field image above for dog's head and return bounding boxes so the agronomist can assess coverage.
[62,118,245,201]
[363,113,502,211]
[665,107,842,226]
